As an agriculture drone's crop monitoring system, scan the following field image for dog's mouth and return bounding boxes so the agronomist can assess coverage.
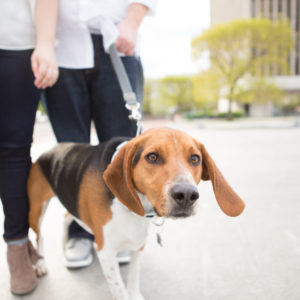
[152,206,191,219]
[173,212,190,218]
[152,206,190,219]
[170,210,194,219]
[167,206,195,219]
[153,207,194,219]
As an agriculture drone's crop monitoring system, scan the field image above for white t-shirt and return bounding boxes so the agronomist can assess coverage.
[0,0,157,67]
[56,0,157,69]
[0,0,36,50]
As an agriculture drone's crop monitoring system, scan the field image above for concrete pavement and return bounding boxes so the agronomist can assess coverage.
[0,117,300,300]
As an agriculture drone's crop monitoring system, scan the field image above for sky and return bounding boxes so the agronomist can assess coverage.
[139,0,210,79]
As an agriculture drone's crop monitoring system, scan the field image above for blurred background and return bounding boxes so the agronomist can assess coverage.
[137,0,300,120]
[1,0,300,299]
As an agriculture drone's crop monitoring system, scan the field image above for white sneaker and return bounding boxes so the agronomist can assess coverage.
[117,250,131,264]
[64,238,94,268]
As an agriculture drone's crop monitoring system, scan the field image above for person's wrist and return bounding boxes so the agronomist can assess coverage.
[125,3,148,28]
[124,16,140,30]
[35,39,55,51]
[120,17,139,34]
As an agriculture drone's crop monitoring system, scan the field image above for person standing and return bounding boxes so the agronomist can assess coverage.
[43,0,157,268]
[0,0,58,295]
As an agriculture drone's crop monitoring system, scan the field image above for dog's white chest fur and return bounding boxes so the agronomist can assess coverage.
[103,198,151,252]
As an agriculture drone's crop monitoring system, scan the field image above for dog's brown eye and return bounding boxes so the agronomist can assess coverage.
[146,153,159,164]
[190,154,201,166]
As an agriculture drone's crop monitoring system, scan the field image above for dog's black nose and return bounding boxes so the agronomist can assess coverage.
[171,183,199,207]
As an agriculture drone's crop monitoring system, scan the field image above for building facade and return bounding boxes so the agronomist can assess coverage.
[210,0,300,115]
[211,0,300,77]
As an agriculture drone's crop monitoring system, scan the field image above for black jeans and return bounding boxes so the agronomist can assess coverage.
[44,35,143,240]
[0,49,41,241]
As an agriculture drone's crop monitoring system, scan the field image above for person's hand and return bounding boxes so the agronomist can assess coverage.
[31,44,59,89]
[114,3,148,56]
[115,19,138,56]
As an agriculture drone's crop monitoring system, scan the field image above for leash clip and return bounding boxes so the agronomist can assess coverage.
[125,102,143,136]
[125,102,141,121]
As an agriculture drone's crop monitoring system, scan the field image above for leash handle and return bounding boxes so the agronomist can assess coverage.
[108,44,137,104]
[108,44,143,135]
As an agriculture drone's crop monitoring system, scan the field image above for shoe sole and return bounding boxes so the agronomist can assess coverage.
[64,253,93,269]
[11,281,38,295]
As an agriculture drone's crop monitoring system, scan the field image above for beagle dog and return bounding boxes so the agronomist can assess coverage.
[27,127,245,300]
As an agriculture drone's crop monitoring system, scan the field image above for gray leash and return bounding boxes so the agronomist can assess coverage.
[109,46,164,237]
[108,44,143,136]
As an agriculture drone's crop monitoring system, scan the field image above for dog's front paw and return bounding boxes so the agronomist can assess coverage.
[129,293,145,300]
[112,290,129,300]
[35,258,48,277]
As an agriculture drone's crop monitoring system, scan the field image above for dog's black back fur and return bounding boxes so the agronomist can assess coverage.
[38,137,129,218]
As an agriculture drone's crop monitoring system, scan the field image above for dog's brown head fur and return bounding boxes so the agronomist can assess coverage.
[103,128,245,218]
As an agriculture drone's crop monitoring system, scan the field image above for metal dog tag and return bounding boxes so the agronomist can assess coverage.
[156,233,163,247]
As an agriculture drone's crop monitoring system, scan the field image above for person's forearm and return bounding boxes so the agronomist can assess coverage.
[35,0,58,47]
[123,3,149,30]
[32,0,59,89]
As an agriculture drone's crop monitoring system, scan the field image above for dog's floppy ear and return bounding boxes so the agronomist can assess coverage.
[103,141,145,216]
[200,144,245,217]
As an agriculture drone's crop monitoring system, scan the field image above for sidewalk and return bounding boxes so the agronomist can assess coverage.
[0,118,300,300]
[178,116,300,130]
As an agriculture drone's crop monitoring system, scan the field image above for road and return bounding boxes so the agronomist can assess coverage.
[0,117,299,300]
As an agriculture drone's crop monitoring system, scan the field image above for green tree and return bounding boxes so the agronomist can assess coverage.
[143,79,154,115]
[192,69,221,112]
[158,76,194,112]
[192,18,293,119]
[234,76,284,105]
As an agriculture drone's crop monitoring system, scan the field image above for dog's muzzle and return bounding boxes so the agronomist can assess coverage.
[169,183,199,218]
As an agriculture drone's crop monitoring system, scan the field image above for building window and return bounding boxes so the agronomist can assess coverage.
[278,0,282,14]
[287,0,291,19]
[251,0,256,17]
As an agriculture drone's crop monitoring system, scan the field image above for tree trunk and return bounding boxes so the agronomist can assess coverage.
[227,86,235,120]
[227,97,233,120]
